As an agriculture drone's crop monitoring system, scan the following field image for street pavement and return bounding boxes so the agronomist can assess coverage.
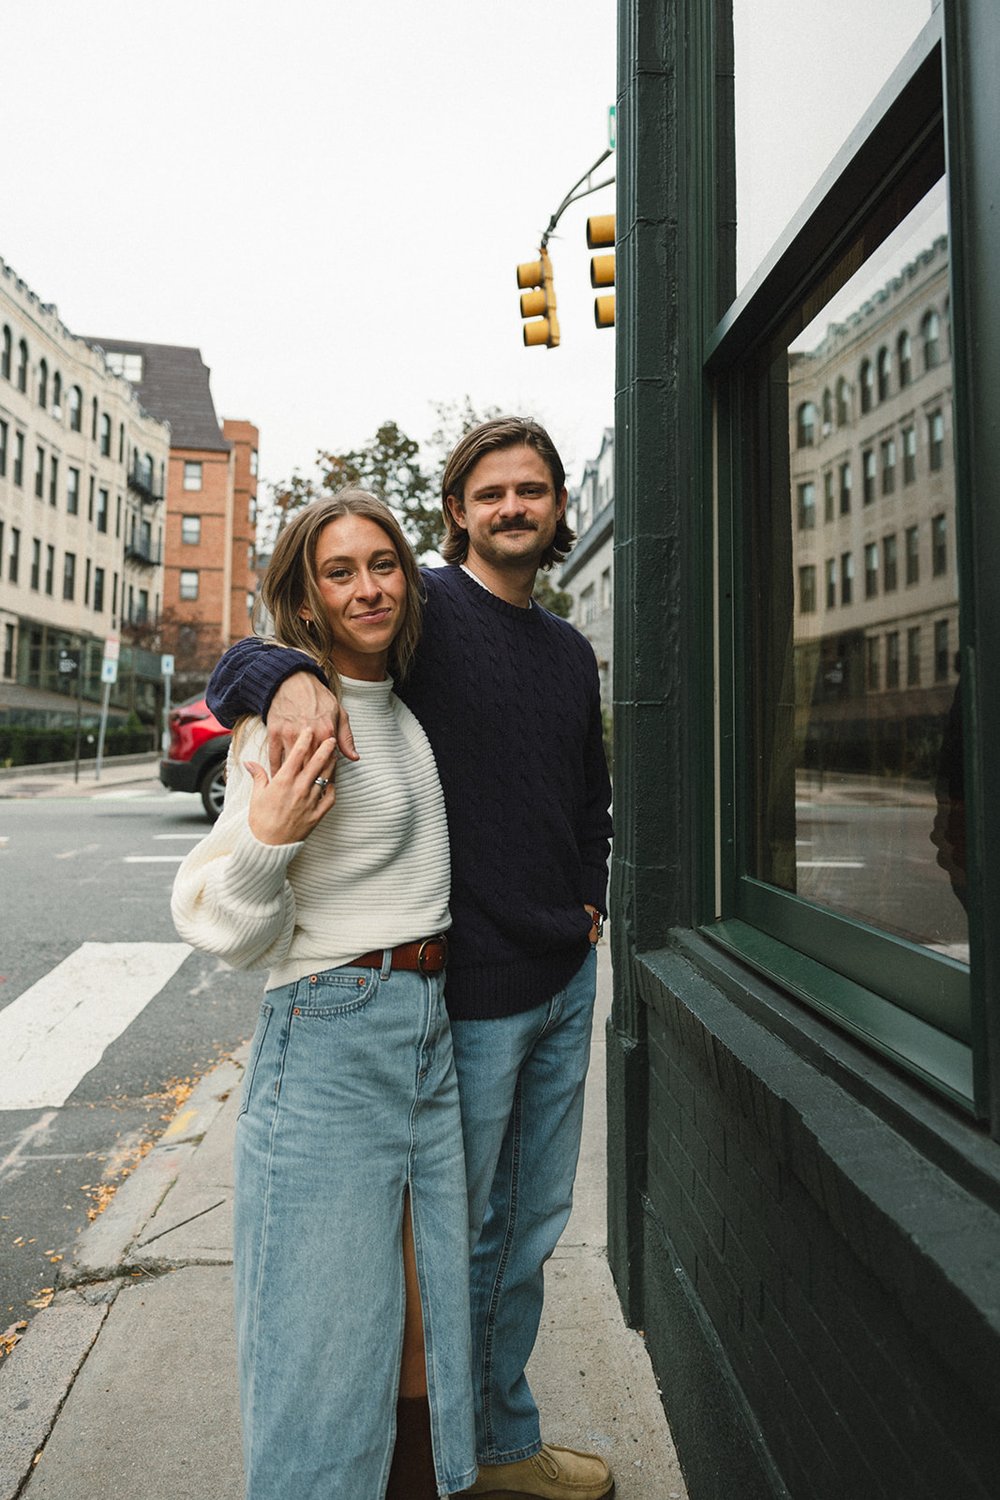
[0,757,688,1500]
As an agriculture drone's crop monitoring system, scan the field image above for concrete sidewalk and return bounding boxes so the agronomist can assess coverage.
[0,939,688,1500]
[0,751,161,799]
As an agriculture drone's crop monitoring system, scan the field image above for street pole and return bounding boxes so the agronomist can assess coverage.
[73,643,83,783]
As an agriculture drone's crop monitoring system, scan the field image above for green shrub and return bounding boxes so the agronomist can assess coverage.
[0,724,156,767]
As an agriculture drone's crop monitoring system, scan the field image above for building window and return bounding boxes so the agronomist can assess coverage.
[116,494,122,538]
[52,372,62,416]
[184,461,203,491]
[69,385,82,432]
[30,537,41,591]
[932,513,947,576]
[96,488,109,534]
[16,339,28,392]
[934,619,950,681]
[881,436,896,494]
[928,409,944,470]
[795,402,816,447]
[3,622,13,679]
[840,551,853,606]
[84,558,91,607]
[897,329,912,387]
[88,476,94,521]
[91,398,98,440]
[860,358,874,413]
[866,635,879,691]
[796,481,816,530]
[922,308,942,369]
[902,424,917,483]
[137,589,149,625]
[864,543,878,599]
[905,524,920,585]
[105,351,144,382]
[862,448,876,504]
[579,582,596,624]
[835,377,850,426]
[63,551,76,601]
[94,566,105,613]
[14,432,24,488]
[877,346,891,402]
[907,626,921,686]
[38,358,48,408]
[823,470,834,522]
[34,447,45,499]
[0,418,6,477]
[601,567,612,612]
[798,564,817,614]
[821,388,833,431]
[67,466,80,515]
[886,630,901,688]
[838,461,852,514]
[45,544,54,596]
[181,515,202,545]
[119,423,125,462]
[883,532,898,592]
[179,569,199,600]
[250,449,259,477]
[1,324,10,381]
[825,557,836,609]
[99,414,111,457]
[8,527,20,583]
[49,455,59,507]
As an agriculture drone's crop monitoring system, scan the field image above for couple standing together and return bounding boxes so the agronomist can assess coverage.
[172,417,614,1500]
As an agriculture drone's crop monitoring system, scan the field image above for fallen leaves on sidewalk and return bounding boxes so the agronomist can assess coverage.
[1,1320,28,1359]
[81,1138,155,1221]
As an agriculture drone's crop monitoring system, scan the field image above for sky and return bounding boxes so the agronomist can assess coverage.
[2,0,617,498]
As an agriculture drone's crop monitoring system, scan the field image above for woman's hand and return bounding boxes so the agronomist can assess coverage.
[244,730,339,846]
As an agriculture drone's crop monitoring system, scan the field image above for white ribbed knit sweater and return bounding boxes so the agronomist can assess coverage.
[171,676,451,988]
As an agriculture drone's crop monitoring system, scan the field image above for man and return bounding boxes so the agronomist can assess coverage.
[208,417,614,1500]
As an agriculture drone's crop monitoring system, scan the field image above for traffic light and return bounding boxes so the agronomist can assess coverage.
[517,248,560,348]
[587,214,615,328]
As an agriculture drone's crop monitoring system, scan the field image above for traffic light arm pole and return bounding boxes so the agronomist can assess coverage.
[540,148,616,248]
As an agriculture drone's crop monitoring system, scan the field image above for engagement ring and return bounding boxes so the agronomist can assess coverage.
[314,776,330,789]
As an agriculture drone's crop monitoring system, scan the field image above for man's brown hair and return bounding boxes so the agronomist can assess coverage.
[440,416,575,570]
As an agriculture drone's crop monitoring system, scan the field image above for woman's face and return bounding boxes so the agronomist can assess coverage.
[308,514,408,681]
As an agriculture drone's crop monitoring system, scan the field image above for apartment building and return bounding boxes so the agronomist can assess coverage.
[85,340,259,694]
[0,259,170,722]
[560,425,614,705]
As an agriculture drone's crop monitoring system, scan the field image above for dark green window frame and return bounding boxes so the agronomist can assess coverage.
[700,13,996,1117]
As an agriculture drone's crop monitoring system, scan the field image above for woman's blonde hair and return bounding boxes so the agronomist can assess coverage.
[254,489,423,690]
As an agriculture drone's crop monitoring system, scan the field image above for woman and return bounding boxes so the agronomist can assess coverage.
[172,491,476,1500]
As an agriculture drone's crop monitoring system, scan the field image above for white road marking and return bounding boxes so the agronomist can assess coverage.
[0,1110,58,1178]
[55,842,102,861]
[123,855,185,863]
[796,860,865,869]
[0,942,191,1110]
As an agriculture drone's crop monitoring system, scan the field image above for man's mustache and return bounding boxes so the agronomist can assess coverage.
[491,517,538,533]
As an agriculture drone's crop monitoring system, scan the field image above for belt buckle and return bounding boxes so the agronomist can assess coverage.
[416,935,446,972]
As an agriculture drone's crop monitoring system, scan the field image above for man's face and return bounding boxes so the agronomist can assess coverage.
[447,445,567,573]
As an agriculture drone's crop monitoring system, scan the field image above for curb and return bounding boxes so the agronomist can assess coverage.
[0,1050,246,1500]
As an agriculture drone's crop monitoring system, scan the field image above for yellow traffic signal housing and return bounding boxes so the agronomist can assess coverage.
[587,214,615,328]
[516,249,560,348]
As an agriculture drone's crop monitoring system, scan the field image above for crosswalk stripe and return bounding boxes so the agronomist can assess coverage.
[0,942,191,1110]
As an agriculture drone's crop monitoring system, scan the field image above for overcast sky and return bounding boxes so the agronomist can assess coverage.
[3,0,616,496]
[4,1,934,499]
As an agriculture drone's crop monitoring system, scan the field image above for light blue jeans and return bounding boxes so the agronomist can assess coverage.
[233,960,476,1500]
[450,946,597,1463]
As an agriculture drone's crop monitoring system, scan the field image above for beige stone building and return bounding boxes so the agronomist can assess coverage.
[560,425,615,707]
[788,234,956,774]
[0,259,170,724]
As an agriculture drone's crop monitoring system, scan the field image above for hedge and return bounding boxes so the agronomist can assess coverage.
[0,724,157,767]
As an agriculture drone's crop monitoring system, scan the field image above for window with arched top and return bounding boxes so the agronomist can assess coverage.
[99,413,111,457]
[897,330,912,387]
[860,357,874,413]
[38,358,48,408]
[877,346,891,402]
[17,339,28,393]
[835,376,850,426]
[796,401,817,447]
[52,372,62,415]
[1,325,11,381]
[822,388,833,429]
[69,385,82,432]
[922,309,941,369]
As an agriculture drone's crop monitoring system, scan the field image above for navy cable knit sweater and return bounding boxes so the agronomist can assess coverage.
[207,564,613,1021]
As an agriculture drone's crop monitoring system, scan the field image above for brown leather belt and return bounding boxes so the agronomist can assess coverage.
[349,935,448,974]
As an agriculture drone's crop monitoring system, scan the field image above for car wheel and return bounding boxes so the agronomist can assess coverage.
[200,758,228,821]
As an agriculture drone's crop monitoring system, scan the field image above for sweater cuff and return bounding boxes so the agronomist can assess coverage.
[207,642,327,727]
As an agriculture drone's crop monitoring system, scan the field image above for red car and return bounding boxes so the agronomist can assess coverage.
[159,693,232,821]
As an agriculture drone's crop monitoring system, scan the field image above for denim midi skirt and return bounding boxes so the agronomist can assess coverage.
[233,962,476,1499]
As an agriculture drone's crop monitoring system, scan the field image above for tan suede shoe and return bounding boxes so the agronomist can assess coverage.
[457,1442,614,1499]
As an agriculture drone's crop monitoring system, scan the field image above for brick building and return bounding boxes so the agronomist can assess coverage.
[86,340,259,694]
